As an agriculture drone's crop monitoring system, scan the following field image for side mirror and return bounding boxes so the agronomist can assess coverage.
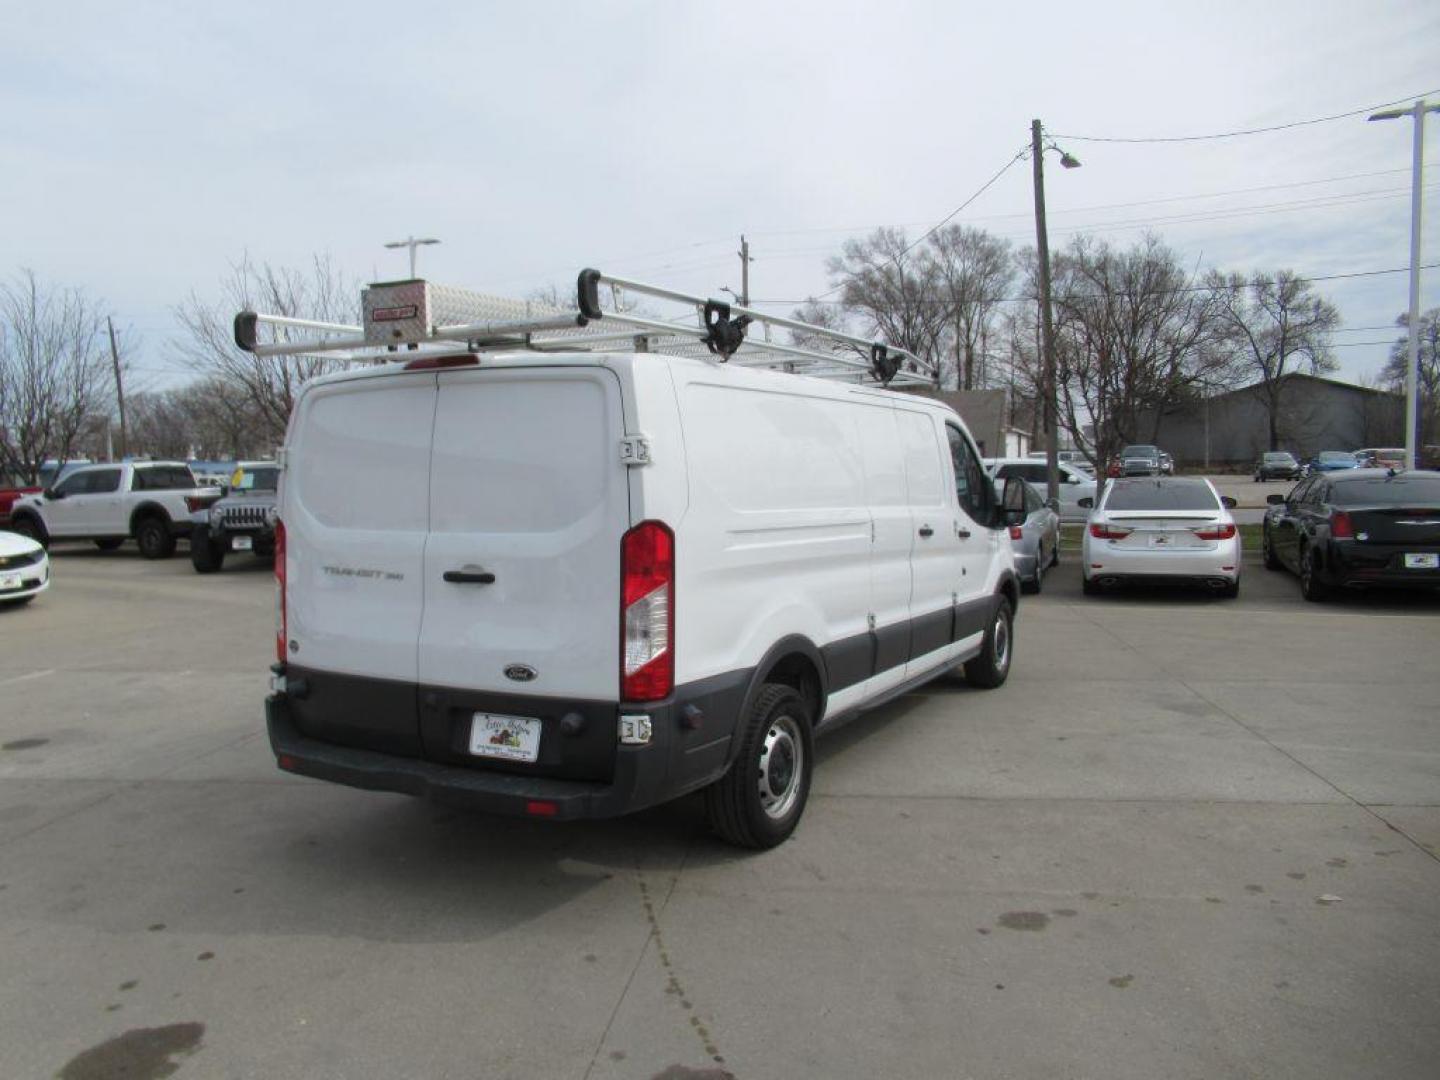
[1045,496,1060,512]
[43,487,62,500]
[1001,476,1027,526]
[1221,496,1237,509]
[1063,476,1077,485]
[1077,496,1094,510]
[1266,493,1285,505]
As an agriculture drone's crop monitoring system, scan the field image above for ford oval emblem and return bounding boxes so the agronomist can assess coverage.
[504,664,537,683]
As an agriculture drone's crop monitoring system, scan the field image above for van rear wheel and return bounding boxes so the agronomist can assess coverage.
[704,684,813,850]
[963,597,1013,689]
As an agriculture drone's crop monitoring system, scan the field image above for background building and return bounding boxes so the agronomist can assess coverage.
[1141,374,1404,468]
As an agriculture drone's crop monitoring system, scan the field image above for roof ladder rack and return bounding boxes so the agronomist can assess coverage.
[234,268,937,388]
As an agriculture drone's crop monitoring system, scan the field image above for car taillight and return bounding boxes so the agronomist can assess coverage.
[184,494,218,513]
[1089,522,1132,540]
[621,521,673,702]
[1330,511,1354,539]
[1008,525,1023,541]
[1192,523,1237,540]
[274,519,287,663]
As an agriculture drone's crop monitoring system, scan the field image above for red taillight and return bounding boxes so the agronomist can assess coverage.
[525,800,559,818]
[1089,522,1132,540]
[274,519,287,663]
[184,494,218,513]
[621,521,674,702]
[1008,525,1023,541]
[1329,511,1354,539]
[403,353,479,371]
[1192,523,1237,541]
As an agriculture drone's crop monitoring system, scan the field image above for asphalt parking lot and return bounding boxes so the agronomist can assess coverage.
[2,543,1438,1079]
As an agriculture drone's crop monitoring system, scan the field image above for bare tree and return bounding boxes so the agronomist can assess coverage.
[1379,306,1439,446]
[826,227,950,377]
[1212,269,1340,451]
[172,255,357,447]
[1045,235,1235,476]
[0,270,119,484]
[926,226,1013,390]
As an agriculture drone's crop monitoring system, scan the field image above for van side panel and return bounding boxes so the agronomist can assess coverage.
[675,381,873,697]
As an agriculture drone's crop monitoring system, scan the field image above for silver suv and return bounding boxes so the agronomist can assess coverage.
[190,462,279,573]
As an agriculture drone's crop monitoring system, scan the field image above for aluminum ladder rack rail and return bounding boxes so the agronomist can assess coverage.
[233,268,936,387]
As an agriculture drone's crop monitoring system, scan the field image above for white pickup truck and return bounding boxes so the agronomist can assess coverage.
[8,461,221,559]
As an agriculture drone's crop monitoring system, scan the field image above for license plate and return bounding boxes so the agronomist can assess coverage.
[469,713,541,763]
[1404,552,1439,569]
[1147,534,1172,548]
[231,535,253,551]
[0,572,21,591]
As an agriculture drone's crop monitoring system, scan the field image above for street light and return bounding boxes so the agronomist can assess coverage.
[1031,119,1081,505]
[383,236,441,279]
[1369,99,1439,470]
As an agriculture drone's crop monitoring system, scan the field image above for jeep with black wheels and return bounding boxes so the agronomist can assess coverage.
[190,462,280,573]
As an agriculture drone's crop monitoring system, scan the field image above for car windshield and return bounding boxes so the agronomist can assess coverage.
[1329,475,1440,506]
[1264,453,1294,463]
[1121,446,1158,457]
[1318,452,1353,463]
[231,465,279,491]
[1105,479,1219,511]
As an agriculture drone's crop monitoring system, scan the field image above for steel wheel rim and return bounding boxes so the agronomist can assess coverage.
[757,714,804,821]
[993,610,1011,671]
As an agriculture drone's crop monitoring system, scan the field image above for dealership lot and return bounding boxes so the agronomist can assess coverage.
[2,546,1438,1079]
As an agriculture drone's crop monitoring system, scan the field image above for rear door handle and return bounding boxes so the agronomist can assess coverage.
[443,567,496,584]
[956,527,972,539]
[918,525,934,538]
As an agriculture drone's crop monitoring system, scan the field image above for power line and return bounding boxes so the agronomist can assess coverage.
[812,147,1029,301]
[1053,86,1440,143]
[751,262,1440,307]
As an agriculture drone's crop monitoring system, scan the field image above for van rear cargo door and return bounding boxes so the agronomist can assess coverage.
[416,367,630,765]
[283,373,438,755]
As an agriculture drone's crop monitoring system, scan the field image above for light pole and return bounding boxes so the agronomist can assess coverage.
[1369,99,1439,470]
[1031,119,1081,505]
[384,236,441,279]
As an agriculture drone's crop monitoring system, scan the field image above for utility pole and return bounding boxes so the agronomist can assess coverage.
[107,316,127,460]
[738,235,751,307]
[1031,119,1061,505]
[1369,99,1439,470]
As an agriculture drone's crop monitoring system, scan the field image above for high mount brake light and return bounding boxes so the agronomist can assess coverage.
[621,521,674,702]
[274,519,287,663]
[1192,523,1237,541]
[1330,511,1354,539]
[403,353,479,371]
[1089,522,1132,540]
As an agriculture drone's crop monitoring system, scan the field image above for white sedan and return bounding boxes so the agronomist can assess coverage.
[1081,477,1241,598]
[0,528,50,605]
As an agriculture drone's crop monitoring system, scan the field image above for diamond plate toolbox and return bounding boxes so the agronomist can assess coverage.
[363,281,572,345]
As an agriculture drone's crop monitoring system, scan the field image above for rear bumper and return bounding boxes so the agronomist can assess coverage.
[1320,542,1440,590]
[1085,540,1240,584]
[268,693,674,819]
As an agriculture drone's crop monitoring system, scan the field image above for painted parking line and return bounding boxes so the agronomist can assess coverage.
[0,669,56,687]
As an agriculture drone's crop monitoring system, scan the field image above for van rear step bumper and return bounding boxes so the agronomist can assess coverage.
[267,693,668,819]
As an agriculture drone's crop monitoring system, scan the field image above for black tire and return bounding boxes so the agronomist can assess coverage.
[963,597,1014,689]
[1082,575,1100,596]
[8,515,47,548]
[1299,546,1329,603]
[704,684,813,850]
[1262,525,1282,571]
[134,515,176,560]
[1022,557,1043,594]
[94,538,124,551]
[190,525,225,574]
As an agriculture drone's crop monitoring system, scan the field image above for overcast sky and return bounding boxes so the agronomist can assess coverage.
[3,0,1437,392]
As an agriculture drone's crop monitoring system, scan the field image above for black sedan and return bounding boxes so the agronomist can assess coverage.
[1254,451,1301,482]
[1262,469,1440,600]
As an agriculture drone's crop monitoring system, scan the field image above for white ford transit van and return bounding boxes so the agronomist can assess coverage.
[255,274,1022,848]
